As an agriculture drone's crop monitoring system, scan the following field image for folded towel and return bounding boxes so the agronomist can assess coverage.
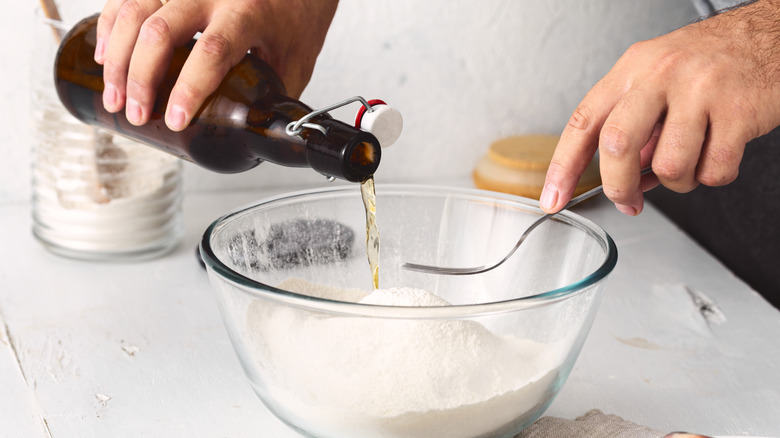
[516,409,711,438]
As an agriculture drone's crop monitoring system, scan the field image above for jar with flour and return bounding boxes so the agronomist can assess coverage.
[30,6,183,261]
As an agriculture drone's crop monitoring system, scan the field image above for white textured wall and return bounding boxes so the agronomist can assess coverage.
[0,0,698,204]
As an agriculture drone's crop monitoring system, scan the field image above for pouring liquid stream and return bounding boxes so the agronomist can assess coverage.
[360,177,380,290]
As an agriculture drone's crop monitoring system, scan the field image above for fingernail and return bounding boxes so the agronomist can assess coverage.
[126,98,142,125]
[94,37,106,63]
[616,203,637,216]
[167,104,186,130]
[540,183,558,211]
[103,82,117,111]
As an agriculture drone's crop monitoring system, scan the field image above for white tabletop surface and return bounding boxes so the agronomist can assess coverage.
[1,185,778,437]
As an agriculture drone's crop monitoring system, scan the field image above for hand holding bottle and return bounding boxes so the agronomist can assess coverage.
[58,14,381,182]
[94,0,338,131]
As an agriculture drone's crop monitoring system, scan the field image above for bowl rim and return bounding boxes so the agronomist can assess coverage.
[199,184,617,318]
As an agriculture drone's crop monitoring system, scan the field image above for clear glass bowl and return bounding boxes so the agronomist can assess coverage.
[200,184,617,438]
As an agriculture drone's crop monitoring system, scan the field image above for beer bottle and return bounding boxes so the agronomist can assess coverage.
[54,15,380,183]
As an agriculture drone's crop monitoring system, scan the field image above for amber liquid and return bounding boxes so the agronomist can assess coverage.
[360,177,380,290]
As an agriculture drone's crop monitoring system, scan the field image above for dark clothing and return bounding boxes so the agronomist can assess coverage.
[690,0,748,15]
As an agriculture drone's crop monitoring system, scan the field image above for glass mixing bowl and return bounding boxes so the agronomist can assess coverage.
[200,184,617,438]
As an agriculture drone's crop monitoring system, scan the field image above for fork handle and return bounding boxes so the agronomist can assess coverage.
[562,167,654,210]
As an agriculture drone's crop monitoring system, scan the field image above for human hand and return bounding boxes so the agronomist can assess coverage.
[93,0,338,131]
[540,0,780,216]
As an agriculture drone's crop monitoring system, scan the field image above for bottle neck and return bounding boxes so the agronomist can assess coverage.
[304,119,380,182]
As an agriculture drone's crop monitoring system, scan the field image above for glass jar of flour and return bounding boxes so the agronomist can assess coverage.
[30,12,183,261]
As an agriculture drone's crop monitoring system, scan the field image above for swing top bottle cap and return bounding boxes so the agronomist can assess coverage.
[355,100,403,148]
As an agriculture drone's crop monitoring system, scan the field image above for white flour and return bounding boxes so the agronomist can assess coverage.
[246,278,563,438]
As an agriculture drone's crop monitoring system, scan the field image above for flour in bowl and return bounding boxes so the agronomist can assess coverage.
[245,278,563,438]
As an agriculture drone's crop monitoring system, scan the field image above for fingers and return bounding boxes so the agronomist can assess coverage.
[696,117,746,187]
[126,3,204,126]
[541,75,667,216]
[540,79,622,213]
[598,86,666,216]
[545,78,745,217]
[651,100,745,193]
[96,1,261,130]
[95,0,126,63]
[101,0,162,114]
[638,124,661,192]
[165,10,254,130]
[651,102,708,193]
[539,8,776,217]
[95,0,338,131]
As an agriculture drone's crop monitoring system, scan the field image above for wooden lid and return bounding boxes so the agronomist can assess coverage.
[486,135,560,171]
[473,134,601,200]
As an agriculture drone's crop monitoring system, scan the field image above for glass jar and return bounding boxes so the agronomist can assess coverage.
[30,13,183,261]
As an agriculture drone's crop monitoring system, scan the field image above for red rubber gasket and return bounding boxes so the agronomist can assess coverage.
[354,99,387,128]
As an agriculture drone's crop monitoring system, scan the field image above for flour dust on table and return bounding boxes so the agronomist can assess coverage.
[245,278,565,438]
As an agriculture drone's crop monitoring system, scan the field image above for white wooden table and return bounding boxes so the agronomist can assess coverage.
[1,186,778,437]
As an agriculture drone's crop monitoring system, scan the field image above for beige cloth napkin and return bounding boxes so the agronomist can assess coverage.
[516,409,710,438]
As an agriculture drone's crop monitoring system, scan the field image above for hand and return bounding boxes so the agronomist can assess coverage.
[540,0,780,215]
[93,0,338,131]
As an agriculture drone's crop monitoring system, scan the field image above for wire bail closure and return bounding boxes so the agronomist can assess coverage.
[285,96,374,137]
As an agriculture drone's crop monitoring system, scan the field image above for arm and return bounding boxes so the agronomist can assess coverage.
[94,0,338,131]
[540,0,780,215]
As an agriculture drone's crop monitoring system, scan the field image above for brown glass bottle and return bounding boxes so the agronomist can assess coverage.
[54,15,380,182]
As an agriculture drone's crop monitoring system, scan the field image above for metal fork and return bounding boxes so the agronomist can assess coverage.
[402,168,653,275]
